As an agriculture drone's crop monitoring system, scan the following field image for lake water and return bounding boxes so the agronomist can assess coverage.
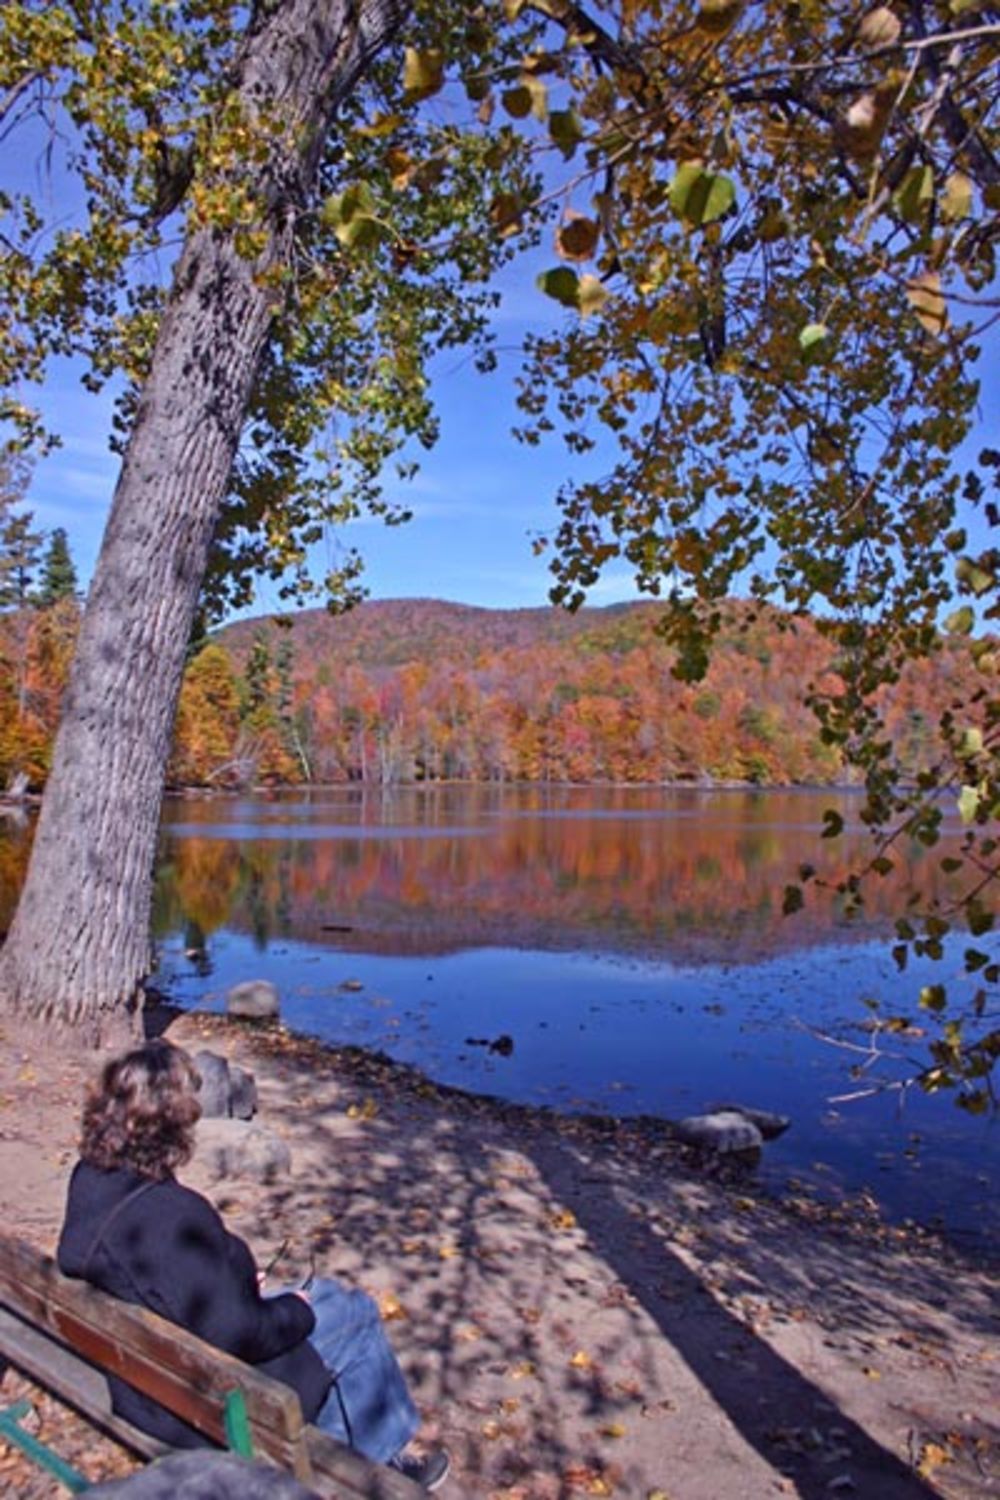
[145,785,999,1251]
[2,785,996,1248]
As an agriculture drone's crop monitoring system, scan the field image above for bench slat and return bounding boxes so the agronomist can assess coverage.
[0,1238,310,1480]
[0,1305,164,1458]
[0,1236,437,1498]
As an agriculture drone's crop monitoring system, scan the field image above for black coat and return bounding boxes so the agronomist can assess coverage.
[57,1160,330,1448]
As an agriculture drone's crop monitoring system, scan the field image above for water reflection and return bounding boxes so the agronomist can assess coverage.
[153,785,960,963]
[1,787,995,1244]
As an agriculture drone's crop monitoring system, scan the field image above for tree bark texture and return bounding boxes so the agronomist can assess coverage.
[0,0,411,1044]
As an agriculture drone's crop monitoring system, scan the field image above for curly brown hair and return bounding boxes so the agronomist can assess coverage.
[81,1041,202,1180]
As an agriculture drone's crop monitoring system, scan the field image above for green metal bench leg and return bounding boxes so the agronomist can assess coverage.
[0,1399,91,1493]
[223,1387,254,1459]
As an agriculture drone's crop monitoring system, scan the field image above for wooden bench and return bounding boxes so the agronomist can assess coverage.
[0,1235,435,1496]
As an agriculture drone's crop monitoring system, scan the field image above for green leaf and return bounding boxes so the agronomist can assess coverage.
[696,0,744,33]
[536,267,580,308]
[919,984,947,1013]
[964,948,990,972]
[798,323,830,362]
[959,726,983,755]
[782,883,804,915]
[502,85,534,119]
[821,808,844,839]
[944,604,974,635]
[893,165,934,223]
[549,108,584,159]
[957,1089,990,1115]
[669,164,736,227]
[957,784,980,823]
[967,901,994,937]
[955,556,995,595]
[402,47,445,101]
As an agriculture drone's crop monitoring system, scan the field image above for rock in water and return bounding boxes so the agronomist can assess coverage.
[714,1103,790,1140]
[226,980,280,1020]
[673,1110,765,1154]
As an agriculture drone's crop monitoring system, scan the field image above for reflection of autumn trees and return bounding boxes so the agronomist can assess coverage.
[157,790,966,960]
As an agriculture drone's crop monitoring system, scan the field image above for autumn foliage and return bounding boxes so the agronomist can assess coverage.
[157,598,986,791]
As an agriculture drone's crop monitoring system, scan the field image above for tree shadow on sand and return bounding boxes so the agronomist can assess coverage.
[168,1018,996,1499]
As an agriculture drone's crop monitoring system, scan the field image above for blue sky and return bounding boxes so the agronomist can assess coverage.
[25,287,999,622]
[13,130,999,624]
[23,256,642,617]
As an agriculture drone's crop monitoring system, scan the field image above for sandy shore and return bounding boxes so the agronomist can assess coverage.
[0,1008,997,1498]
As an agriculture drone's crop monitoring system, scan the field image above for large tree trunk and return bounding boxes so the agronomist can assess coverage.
[0,0,410,1046]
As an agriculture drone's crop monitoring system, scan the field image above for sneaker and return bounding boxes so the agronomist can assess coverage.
[390,1446,451,1491]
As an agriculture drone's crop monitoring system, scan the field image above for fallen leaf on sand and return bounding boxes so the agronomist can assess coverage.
[378,1293,407,1321]
[570,1350,595,1370]
[548,1208,577,1230]
[917,1442,952,1478]
[563,1466,613,1495]
[600,1422,626,1438]
[508,1360,536,1380]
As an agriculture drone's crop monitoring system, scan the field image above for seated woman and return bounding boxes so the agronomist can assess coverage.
[57,1039,449,1492]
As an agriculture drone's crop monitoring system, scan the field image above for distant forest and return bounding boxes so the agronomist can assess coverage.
[0,595,985,792]
[0,595,984,792]
[169,598,987,790]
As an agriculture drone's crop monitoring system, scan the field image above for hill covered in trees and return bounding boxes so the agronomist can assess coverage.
[161,597,977,790]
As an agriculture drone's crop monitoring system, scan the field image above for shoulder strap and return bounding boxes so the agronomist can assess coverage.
[82,1178,158,1275]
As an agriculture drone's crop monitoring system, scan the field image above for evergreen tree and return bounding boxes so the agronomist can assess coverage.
[241,633,273,722]
[0,511,43,611]
[37,529,79,606]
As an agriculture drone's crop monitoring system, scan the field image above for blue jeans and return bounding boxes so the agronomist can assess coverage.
[298,1277,420,1464]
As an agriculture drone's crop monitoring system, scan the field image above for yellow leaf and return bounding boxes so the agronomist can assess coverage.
[509,1359,536,1379]
[917,1441,952,1477]
[860,7,902,47]
[906,271,948,335]
[549,1208,578,1230]
[454,1323,483,1342]
[378,1292,408,1321]
[940,171,973,222]
[862,1365,882,1379]
[577,275,609,317]
[402,47,444,100]
[696,0,744,35]
[600,1422,626,1438]
[570,1349,595,1370]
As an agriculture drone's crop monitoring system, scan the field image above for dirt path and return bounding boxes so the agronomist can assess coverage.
[0,1009,997,1498]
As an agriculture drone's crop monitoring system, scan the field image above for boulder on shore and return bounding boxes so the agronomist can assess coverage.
[193,1049,258,1120]
[85,1451,315,1498]
[226,980,280,1020]
[195,1118,290,1182]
